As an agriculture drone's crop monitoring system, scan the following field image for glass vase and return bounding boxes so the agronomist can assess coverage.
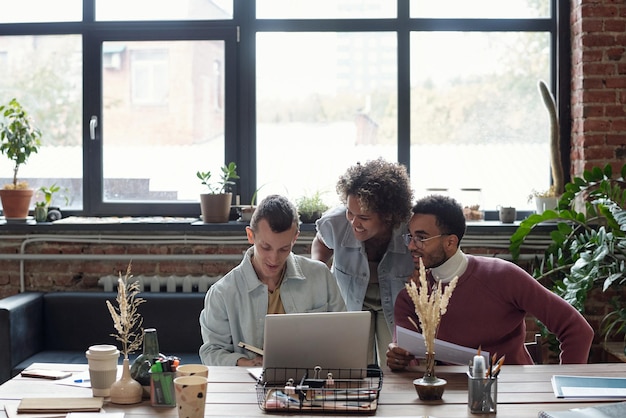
[110,357,143,404]
[131,328,163,398]
[413,352,447,400]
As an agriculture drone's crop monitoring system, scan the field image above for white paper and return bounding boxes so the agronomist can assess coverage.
[247,367,263,381]
[396,325,489,366]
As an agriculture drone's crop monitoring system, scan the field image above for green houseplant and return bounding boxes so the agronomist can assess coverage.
[33,184,69,222]
[510,163,626,352]
[196,161,239,223]
[0,98,42,219]
[296,191,330,223]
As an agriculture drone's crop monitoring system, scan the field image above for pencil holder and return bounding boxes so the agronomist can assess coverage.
[467,372,497,414]
[150,371,176,407]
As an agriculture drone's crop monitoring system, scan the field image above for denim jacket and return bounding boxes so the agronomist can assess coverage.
[315,206,414,334]
[199,246,346,366]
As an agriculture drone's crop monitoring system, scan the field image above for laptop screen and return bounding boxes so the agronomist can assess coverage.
[262,311,371,381]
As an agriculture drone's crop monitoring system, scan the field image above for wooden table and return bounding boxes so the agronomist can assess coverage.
[1,362,625,417]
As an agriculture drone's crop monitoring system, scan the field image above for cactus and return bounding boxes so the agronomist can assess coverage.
[538,80,564,196]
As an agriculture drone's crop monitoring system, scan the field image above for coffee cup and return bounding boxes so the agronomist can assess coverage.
[498,206,516,223]
[85,344,119,397]
[174,375,209,418]
[176,364,209,378]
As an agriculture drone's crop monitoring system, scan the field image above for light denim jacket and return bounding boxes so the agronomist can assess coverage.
[199,246,346,366]
[315,206,414,334]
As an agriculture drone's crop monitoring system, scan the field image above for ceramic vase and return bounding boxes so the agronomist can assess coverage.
[131,328,163,398]
[110,358,142,404]
[413,352,447,401]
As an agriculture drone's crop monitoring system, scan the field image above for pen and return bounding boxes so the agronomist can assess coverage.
[74,378,90,383]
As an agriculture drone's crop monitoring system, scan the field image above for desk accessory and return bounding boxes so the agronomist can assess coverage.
[256,366,382,414]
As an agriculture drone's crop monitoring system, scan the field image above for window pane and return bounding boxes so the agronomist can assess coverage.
[102,40,225,203]
[256,32,397,205]
[411,0,549,18]
[0,0,81,23]
[0,35,83,210]
[257,0,395,19]
[410,31,551,212]
[96,0,233,21]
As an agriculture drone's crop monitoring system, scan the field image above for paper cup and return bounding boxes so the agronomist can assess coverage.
[176,364,209,378]
[174,375,209,418]
[86,344,119,397]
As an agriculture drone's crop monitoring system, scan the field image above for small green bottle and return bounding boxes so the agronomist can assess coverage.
[130,328,163,397]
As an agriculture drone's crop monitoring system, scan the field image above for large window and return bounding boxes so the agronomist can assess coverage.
[0,0,565,218]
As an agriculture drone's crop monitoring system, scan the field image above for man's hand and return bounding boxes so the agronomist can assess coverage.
[386,343,414,371]
[236,356,263,367]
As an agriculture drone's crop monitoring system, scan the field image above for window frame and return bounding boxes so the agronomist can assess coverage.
[0,0,568,219]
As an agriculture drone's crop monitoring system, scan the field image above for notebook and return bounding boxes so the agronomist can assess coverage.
[262,311,371,382]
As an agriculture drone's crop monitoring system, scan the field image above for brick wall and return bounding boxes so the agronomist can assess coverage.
[570,0,626,176]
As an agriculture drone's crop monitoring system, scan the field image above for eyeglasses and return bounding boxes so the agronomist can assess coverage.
[402,233,447,248]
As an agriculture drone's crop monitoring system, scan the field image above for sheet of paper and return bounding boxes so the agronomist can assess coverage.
[396,326,489,366]
[247,367,263,381]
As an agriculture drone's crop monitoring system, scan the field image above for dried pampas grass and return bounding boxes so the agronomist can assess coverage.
[106,262,145,359]
[406,258,458,354]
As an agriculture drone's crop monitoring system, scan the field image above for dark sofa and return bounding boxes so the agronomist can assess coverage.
[0,291,206,384]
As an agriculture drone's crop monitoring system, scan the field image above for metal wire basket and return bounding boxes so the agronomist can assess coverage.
[256,366,383,414]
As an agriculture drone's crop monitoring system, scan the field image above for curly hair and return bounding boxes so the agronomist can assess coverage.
[336,157,413,229]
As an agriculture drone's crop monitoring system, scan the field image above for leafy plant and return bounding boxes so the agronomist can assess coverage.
[0,98,42,189]
[296,191,330,222]
[35,183,69,208]
[196,162,239,194]
[510,163,626,345]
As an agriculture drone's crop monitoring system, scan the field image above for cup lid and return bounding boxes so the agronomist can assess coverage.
[86,344,119,356]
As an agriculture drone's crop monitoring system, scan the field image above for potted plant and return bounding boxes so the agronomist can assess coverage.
[196,161,239,223]
[0,98,42,219]
[33,183,68,222]
[528,186,558,215]
[510,163,626,353]
[296,191,330,224]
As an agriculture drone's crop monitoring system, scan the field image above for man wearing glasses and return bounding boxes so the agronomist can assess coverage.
[386,195,594,369]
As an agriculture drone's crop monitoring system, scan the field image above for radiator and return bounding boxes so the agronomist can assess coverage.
[98,274,222,293]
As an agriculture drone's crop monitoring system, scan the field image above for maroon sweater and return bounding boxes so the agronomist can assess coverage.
[394,255,594,364]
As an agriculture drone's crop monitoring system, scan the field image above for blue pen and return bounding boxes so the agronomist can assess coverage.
[74,378,90,383]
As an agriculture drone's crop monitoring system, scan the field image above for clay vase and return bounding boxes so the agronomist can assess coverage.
[110,358,142,404]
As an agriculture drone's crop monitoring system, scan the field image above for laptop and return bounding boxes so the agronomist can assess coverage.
[261,311,371,383]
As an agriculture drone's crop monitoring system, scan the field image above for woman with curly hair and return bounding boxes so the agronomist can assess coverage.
[312,158,414,365]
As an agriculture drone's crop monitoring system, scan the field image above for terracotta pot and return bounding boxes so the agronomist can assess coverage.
[0,188,34,219]
[200,193,232,223]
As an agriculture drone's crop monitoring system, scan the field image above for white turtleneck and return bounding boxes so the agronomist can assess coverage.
[430,248,468,283]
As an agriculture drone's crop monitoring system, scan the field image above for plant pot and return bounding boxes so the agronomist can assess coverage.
[534,196,558,214]
[34,206,48,222]
[239,206,255,222]
[299,210,322,224]
[200,192,232,223]
[0,188,34,219]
